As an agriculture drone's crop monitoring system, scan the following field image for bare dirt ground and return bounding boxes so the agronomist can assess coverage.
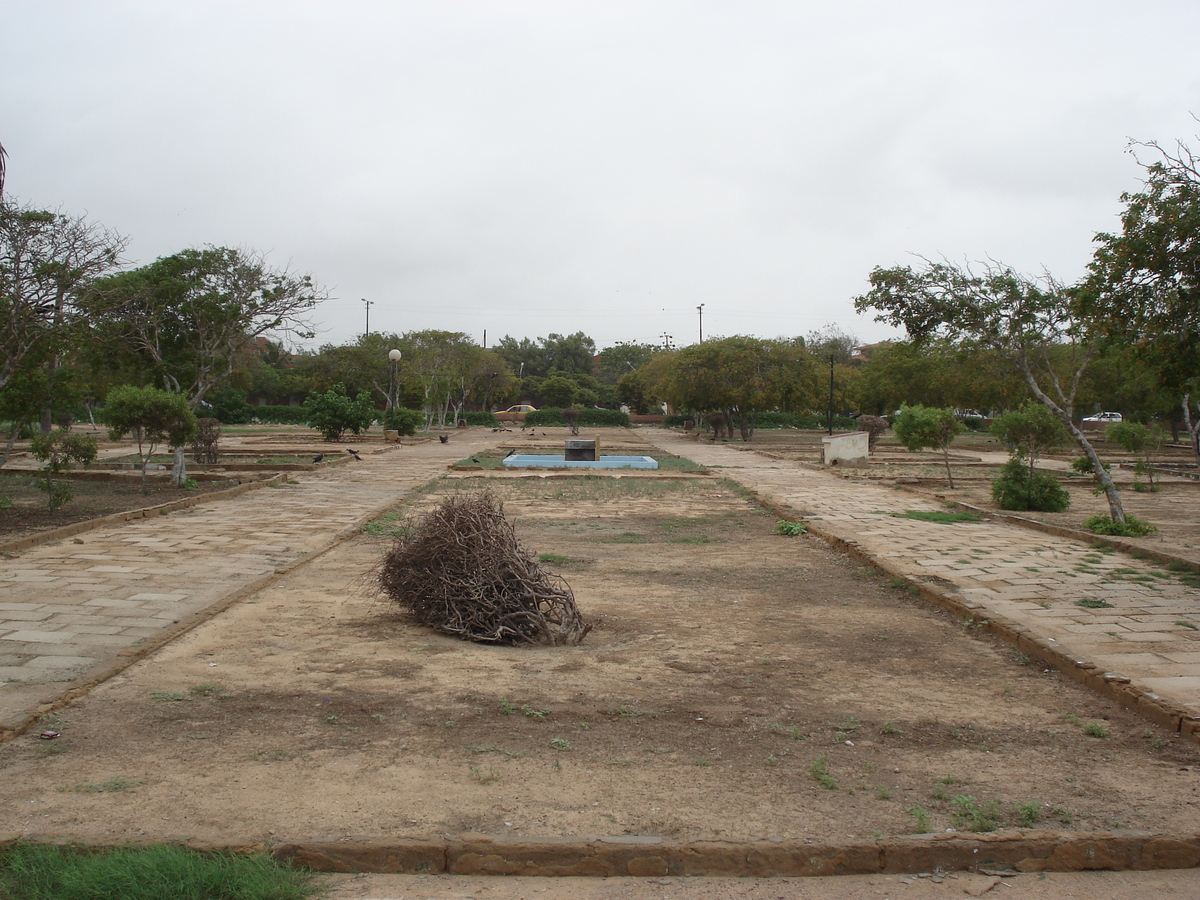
[2,470,1198,847]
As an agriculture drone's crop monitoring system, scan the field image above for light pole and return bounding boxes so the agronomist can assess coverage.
[363,299,374,337]
[697,303,704,343]
[388,348,402,413]
[827,355,835,436]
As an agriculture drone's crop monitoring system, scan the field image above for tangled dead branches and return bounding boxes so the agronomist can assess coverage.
[376,492,591,645]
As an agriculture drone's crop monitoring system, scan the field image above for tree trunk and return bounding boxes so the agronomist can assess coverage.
[170,446,187,487]
[941,445,956,489]
[1021,371,1125,523]
[1184,394,1200,469]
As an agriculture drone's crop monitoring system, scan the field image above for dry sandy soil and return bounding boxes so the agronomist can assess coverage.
[2,470,1198,847]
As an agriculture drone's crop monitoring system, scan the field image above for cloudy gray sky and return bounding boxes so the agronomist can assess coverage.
[4,1,1199,352]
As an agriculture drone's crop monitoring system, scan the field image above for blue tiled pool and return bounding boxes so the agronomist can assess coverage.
[502,455,659,469]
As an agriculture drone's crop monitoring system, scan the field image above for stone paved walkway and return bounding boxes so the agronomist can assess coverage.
[642,430,1200,734]
[0,433,498,730]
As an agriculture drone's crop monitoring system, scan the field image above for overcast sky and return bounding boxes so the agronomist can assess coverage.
[4,1,1199,353]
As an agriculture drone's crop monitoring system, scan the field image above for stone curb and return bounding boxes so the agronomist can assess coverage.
[3,831,1197,876]
[746,490,1200,746]
[0,472,410,744]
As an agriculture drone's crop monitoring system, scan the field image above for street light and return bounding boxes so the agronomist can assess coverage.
[388,348,402,413]
[697,303,704,343]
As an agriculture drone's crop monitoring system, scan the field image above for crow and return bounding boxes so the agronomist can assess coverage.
[439,434,449,443]
[504,448,516,458]
[311,453,324,463]
[346,448,361,460]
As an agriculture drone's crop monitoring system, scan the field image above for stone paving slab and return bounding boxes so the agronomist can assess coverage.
[0,434,496,731]
[642,430,1200,736]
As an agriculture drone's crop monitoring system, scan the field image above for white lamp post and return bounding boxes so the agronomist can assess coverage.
[388,349,402,412]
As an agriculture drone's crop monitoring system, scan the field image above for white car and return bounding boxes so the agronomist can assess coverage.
[1082,412,1123,423]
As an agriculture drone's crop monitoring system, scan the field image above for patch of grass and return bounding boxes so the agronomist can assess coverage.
[1062,714,1082,726]
[1084,721,1110,738]
[1051,806,1073,824]
[892,509,980,525]
[1168,560,1195,573]
[880,721,901,735]
[875,785,893,800]
[951,795,1002,832]
[57,776,144,794]
[1075,598,1113,609]
[1176,621,1199,631]
[809,755,837,789]
[0,842,318,900]
[549,738,573,751]
[520,704,548,719]
[775,520,807,536]
[598,531,644,544]
[885,576,919,595]
[361,512,409,537]
[667,534,712,544]
[929,785,950,802]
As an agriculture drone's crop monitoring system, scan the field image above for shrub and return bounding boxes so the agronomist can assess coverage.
[303,383,375,441]
[460,410,499,427]
[525,408,631,428]
[28,430,98,508]
[990,458,1071,512]
[192,417,221,464]
[383,407,422,435]
[103,385,198,485]
[893,405,963,487]
[1081,514,1158,537]
[856,415,889,451]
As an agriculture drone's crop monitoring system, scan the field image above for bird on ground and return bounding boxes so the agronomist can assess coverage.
[346,448,361,460]
[312,453,324,463]
[439,434,449,443]
[504,449,516,458]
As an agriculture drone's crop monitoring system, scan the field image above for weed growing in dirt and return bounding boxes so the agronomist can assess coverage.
[1051,806,1073,824]
[1075,598,1113,609]
[549,738,573,751]
[951,795,1001,832]
[1176,621,1199,631]
[362,512,408,537]
[1014,801,1042,827]
[775,520,807,536]
[57,777,144,794]
[149,690,188,702]
[1084,721,1110,738]
[809,756,837,789]
[908,807,932,833]
[875,786,893,800]
[880,721,901,735]
[885,577,918,595]
[0,843,318,900]
[470,766,500,784]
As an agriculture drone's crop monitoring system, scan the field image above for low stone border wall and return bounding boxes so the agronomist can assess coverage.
[5,831,1195,876]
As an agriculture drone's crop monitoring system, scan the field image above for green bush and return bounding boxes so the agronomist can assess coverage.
[461,410,499,427]
[525,408,631,428]
[303,383,376,441]
[1081,514,1158,537]
[991,458,1071,512]
[382,407,422,435]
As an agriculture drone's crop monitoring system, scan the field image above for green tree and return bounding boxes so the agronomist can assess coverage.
[596,342,661,385]
[988,401,1071,511]
[1106,420,1166,490]
[990,400,1069,485]
[855,260,1127,523]
[892,404,963,488]
[1087,136,1200,463]
[103,385,197,485]
[646,336,816,440]
[540,375,578,408]
[303,383,376,442]
[28,429,98,508]
[1,201,125,436]
[85,247,324,484]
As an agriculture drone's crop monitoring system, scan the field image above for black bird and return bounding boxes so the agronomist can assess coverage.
[311,453,324,463]
[504,449,516,458]
[346,448,361,460]
[439,434,449,443]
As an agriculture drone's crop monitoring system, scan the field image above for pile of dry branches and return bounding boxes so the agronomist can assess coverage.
[376,492,591,645]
